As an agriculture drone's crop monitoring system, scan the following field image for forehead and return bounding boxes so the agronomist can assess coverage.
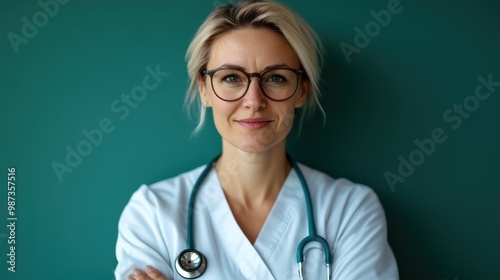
[208,27,300,69]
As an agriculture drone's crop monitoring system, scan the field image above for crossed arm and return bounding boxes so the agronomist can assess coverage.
[126,265,168,280]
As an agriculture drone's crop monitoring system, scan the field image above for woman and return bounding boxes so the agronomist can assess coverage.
[115,0,398,279]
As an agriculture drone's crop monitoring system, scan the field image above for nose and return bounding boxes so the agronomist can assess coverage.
[242,77,267,111]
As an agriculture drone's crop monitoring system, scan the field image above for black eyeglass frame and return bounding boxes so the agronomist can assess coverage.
[201,67,305,102]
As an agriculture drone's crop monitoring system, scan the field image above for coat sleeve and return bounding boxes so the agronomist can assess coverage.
[331,185,399,280]
[114,185,174,280]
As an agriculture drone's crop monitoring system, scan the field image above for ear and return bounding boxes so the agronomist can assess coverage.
[295,80,309,108]
[197,73,212,107]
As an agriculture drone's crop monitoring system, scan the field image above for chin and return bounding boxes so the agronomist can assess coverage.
[236,143,272,154]
[232,135,285,154]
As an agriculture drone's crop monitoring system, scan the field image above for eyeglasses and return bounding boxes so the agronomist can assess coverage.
[202,67,304,102]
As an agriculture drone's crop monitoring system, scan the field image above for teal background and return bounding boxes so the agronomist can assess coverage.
[1,0,499,279]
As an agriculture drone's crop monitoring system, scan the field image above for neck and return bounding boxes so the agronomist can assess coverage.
[215,141,291,209]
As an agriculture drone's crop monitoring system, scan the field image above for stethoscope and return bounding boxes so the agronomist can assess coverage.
[175,154,333,279]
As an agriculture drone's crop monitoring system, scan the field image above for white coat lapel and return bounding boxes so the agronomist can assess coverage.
[202,169,277,280]
[253,170,302,263]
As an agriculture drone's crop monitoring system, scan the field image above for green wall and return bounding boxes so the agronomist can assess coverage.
[1,0,499,279]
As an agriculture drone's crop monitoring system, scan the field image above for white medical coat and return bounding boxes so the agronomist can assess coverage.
[115,163,399,280]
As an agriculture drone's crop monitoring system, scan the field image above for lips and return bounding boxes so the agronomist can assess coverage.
[235,118,273,130]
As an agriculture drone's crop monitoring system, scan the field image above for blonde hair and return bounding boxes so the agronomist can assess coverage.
[185,0,324,134]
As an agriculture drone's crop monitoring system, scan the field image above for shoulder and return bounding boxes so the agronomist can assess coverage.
[120,164,208,220]
[297,163,392,246]
[115,166,210,279]
[297,163,384,225]
[296,164,398,278]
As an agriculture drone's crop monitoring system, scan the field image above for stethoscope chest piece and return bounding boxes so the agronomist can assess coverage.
[175,249,207,279]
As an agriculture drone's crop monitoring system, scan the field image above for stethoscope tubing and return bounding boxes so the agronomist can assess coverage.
[290,154,332,264]
[179,154,333,279]
[186,155,221,249]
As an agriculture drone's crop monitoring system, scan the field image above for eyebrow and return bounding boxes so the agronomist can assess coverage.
[216,63,294,71]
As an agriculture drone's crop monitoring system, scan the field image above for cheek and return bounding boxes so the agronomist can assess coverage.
[211,100,236,124]
[276,105,297,132]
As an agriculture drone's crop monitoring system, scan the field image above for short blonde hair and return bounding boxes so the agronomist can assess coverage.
[185,0,324,134]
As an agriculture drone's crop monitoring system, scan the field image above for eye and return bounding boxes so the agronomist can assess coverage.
[266,75,287,84]
[221,74,242,83]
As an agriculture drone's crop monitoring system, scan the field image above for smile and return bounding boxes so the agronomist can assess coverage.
[235,118,273,130]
